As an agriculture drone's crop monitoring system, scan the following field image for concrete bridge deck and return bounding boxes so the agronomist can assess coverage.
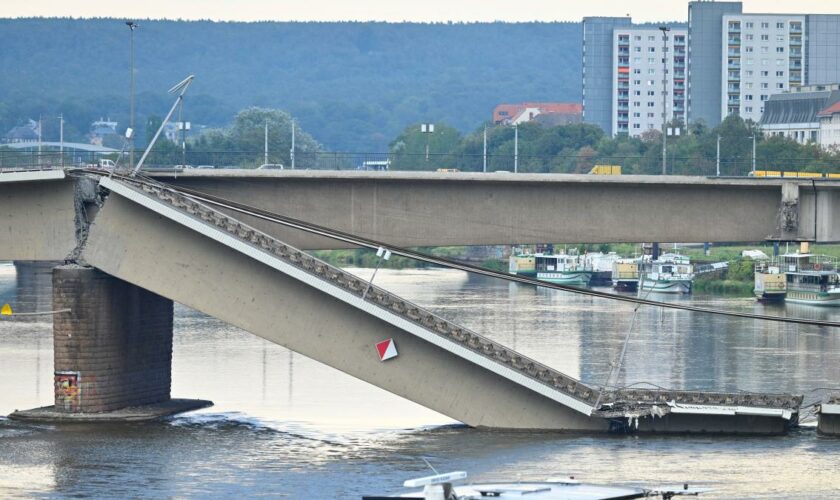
[75,175,801,433]
[152,169,840,247]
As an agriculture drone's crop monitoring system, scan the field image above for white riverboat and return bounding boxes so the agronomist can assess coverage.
[639,253,694,294]
[781,253,840,306]
[363,471,709,499]
[533,253,592,286]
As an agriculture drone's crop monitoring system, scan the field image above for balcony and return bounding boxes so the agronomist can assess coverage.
[728,25,741,33]
[674,83,686,90]
[728,49,741,56]
[790,61,802,70]
[728,61,741,69]
[617,82,630,90]
[728,71,741,81]
[617,48,630,56]
[789,49,802,57]
[790,37,802,46]
[673,70,686,78]
[790,25,803,34]
[728,37,741,45]
[727,84,740,92]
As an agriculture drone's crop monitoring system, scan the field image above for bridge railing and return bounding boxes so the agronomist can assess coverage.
[9,149,831,176]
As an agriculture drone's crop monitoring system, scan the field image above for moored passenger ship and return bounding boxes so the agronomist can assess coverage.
[781,253,840,306]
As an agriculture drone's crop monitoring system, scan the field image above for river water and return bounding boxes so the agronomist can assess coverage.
[1,263,839,498]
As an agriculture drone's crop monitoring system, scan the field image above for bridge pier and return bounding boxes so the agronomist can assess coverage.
[9,265,210,422]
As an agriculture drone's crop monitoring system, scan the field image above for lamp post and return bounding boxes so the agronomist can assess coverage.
[483,124,487,173]
[59,113,64,168]
[514,124,519,173]
[659,26,670,175]
[421,123,434,163]
[126,21,138,171]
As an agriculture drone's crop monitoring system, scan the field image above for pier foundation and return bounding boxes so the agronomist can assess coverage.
[9,265,210,422]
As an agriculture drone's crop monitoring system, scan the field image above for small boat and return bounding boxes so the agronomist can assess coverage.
[612,257,643,292]
[584,252,621,286]
[509,251,593,286]
[363,470,710,499]
[639,253,694,294]
[781,253,840,307]
[753,258,786,302]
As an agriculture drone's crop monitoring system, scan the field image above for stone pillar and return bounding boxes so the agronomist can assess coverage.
[52,265,173,413]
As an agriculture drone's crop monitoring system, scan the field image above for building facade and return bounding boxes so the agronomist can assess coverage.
[818,101,840,150]
[687,1,744,128]
[492,103,582,126]
[582,17,633,135]
[760,85,840,144]
[612,27,688,136]
[722,14,806,123]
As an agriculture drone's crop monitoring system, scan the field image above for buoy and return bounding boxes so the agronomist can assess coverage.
[0,303,12,316]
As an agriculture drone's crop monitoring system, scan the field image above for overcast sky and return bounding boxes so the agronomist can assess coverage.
[4,0,838,23]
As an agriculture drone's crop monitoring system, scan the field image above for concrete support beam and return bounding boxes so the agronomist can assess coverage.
[52,265,174,413]
[0,171,78,260]
[799,186,840,242]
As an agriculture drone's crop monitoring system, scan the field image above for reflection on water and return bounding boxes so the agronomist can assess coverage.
[2,263,840,497]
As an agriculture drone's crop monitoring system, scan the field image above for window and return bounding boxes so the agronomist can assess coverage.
[633,57,641,63]
[745,46,754,53]
[761,70,769,76]
[746,59,754,65]
[760,95,768,101]
[761,34,769,41]
[634,35,642,41]
[745,82,753,89]
[761,22,769,29]
[745,94,753,100]
[634,79,641,84]
[761,46,769,53]
[648,47,656,53]
[634,101,641,107]
[761,82,769,89]
[776,70,784,77]
[647,90,655,96]
[776,35,785,42]
[633,123,641,129]
[745,106,753,113]
[635,46,641,52]
[633,112,641,117]
[634,90,641,96]
[762,59,769,66]
[648,35,655,41]
[776,83,784,89]
[776,59,784,66]
[776,46,784,53]
[776,22,785,29]
[746,34,754,41]
[746,22,754,29]
[647,101,655,107]
[746,70,754,77]
[647,112,655,118]
[648,68,656,75]
[647,80,655,86]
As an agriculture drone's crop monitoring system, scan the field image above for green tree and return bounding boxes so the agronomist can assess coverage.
[389,122,463,170]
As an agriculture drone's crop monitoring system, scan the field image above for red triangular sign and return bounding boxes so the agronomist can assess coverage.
[375,338,398,361]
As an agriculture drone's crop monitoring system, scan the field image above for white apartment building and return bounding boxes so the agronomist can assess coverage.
[612,28,687,136]
[722,14,805,123]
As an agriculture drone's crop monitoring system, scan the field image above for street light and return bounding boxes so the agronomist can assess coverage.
[126,21,138,171]
[421,123,434,162]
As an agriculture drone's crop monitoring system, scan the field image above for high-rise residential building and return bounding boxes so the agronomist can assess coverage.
[687,1,744,128]
[612,27,688,136]
[579,2,840,134]
[582,17,633,135]
[722,14,806,123]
